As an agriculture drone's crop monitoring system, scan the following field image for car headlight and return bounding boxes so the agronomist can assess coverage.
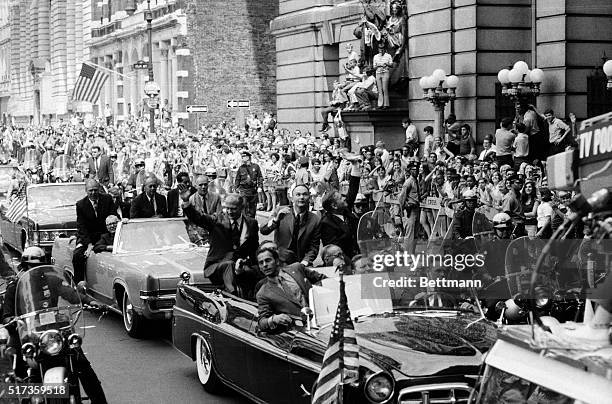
[536,297,549,308]
[39,231,49,242]
[364,372,394,403]
[40,330,63,355]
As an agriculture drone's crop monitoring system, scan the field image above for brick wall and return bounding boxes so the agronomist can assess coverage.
[184,0,278,129]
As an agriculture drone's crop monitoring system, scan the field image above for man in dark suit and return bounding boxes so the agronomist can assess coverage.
[179,188,260,296]
[260,184,320,266]
[73,179,114,282]
[108,186,130,219]
[320,156,361,259]
[87,145,114,187]
[130,176,168,218]
[93,215,119,253]
[256,246,326,331]
[167,172,195,217]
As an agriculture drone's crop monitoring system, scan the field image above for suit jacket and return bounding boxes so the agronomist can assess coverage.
[256,263,326,331]
[189,192,222,215]
[260,209,320,265]
[130,193,169,218]
[320,175,360,258]
[87,155,114,185]
[93,232,114,253]
[111,200,130,219]
[183,205,258,276]
[167,186,197,217]
[76,194,114,246]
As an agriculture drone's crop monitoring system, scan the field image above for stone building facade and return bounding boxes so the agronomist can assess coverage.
[88,0,278,129]
[4,0,93,125]
[0,0,10,124]
[271,0,612,144]
[89,0,189,123]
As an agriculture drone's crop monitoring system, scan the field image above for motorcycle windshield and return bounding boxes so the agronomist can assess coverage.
[41,152,56,170]
[23,150,39,170]
[14,265,82,333]
[53,155,73,177]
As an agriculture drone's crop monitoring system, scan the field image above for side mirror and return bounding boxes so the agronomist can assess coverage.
[77,281,88,295]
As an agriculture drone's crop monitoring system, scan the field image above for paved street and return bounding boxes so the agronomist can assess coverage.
[80,311,247,404]
[0,246,248,404]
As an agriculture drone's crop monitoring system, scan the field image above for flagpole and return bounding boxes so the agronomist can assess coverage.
[83,60,132,80]
[338,269,345,404]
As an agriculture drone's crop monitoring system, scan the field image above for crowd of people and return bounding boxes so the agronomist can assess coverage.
[0,100,586,282]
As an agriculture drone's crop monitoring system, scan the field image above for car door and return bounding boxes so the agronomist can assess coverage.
[210,297,260,396]
[85,251,116,303]
[287,331,325,403]
[245,323,294,403]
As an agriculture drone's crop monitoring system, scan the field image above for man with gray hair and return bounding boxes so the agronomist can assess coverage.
[179,187,261,297]
[190,175,222,215]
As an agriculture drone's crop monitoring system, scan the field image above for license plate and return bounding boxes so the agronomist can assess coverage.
[39,312,56,326]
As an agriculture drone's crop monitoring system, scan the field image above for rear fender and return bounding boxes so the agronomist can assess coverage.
[43,366,67,384]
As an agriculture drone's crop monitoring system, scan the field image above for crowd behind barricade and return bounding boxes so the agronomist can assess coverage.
[0,100,586,268]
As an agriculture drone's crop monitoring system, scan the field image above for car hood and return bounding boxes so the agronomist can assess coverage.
[316,311,497,377]
[119,248,208,285]
[28,207,77,228]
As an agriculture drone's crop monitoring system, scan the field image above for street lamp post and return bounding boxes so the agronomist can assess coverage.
[604,59,612,90]
[126,0,158,135]
[497,61,545,122]
[418,69,459,139]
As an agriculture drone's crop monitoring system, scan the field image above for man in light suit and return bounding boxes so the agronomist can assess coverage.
[260,184,320,266]
[179,188,260,297]
[87,145,114,187]
[256,246,326,331]
[130,176,168,218]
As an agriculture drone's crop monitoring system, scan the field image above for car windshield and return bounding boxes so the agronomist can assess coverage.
[116,220,192,253]
[27,184,83,210]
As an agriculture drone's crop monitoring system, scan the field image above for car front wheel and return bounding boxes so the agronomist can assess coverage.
[195,336,224,393]
[122,291,147,338]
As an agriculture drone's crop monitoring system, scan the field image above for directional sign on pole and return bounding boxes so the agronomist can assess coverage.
[186,105,208,113]
[227,100,250,108]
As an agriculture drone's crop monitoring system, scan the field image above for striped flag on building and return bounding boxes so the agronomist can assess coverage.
[311,278,359,404]
[7,184,27,223]
[71,63,108,103]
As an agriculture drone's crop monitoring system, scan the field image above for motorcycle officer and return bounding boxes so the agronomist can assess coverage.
[476,213,514,320]
[0,247,108,404]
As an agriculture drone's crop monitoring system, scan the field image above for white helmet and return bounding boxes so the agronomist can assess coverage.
[492,212,512,229]
[461,189,477,201]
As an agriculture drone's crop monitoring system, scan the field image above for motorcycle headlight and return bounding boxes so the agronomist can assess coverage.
[40,330,63,355]
[364,372,394,403]
[536,297,549,308]
[67,333,82,349]
[21,342,37,358]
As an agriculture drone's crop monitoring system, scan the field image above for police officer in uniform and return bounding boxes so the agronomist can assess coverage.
[234,151,263,218]
[1,247,108,404]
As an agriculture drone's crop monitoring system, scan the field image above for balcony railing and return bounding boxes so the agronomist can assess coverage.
[92,20,122,38]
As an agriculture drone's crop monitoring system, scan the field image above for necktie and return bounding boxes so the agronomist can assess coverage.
[150,196,157,215]
[232,220,240,248]
[291,213,301,257]
[92,200,98,217]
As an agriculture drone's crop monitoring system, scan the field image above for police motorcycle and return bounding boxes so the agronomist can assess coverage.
[51,155,74,183]
[22,150,42,184]
[0,260,107,404]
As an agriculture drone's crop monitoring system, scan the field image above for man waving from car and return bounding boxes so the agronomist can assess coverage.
[255,246,326,332]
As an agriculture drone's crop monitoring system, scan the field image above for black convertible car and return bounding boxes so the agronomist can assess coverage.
[172,273,497,404]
